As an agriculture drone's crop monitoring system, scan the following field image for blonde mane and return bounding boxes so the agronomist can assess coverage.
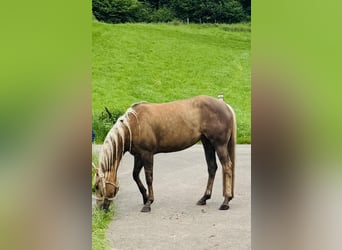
[99,107,138,174]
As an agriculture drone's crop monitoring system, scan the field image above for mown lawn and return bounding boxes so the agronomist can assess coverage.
[92,21,250,143]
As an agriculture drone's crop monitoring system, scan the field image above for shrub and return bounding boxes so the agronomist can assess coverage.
[150,7,175,22]
[92,107,124,143]
[132,2,153,22]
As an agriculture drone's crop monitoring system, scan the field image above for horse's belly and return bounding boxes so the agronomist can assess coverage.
[156,142,198,153]
[156,129,201,153]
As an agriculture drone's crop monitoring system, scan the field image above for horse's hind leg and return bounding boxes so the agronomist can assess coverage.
[197,136,218,206]
[141,153,154,213]
[133,155,148,205]
[216,145,233,210]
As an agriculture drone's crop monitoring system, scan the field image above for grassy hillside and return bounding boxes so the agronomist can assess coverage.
[92,22,250,143]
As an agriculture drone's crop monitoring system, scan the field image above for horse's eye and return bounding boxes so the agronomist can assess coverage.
[95,184,99,190]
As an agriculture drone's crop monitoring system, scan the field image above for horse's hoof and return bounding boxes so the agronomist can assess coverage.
[141,205,151,212]
[196,199,206,205]
[219,204,230,210]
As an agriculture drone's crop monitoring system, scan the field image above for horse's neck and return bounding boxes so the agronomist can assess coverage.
[114,132,129,167]
[122,126,132,153]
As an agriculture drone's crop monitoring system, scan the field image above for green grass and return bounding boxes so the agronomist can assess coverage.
[92,207,114,250]
[92,151,114,250]
[92,21,250,143]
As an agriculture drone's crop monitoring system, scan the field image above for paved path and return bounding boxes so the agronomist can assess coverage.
[93,144,250,250]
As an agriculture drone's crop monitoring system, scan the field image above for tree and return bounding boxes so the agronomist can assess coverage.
[217,0,245,23]
[141,0,171,10]
[170,0,246,23]
[92,0,248,24]
[150,7,175,22]
[238,0,251,15]
[92,0,142,23]
[169,0,198,21]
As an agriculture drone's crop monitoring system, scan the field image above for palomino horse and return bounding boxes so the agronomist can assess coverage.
[93,95,236,212]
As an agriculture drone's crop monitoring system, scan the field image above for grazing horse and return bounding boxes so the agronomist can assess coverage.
[93,95,236,212]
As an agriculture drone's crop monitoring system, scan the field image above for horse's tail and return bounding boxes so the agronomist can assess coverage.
[226,103,236,199]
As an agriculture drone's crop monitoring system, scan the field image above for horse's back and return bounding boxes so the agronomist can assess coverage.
[130,96,234,152]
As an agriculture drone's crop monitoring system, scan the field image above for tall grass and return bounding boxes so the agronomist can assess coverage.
[92,22,250,143]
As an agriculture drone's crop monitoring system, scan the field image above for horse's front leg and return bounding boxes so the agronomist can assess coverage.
[141,154,154,212]
[133,155,148,204]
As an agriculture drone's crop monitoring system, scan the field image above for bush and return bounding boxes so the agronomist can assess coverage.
[92,107,124,143]
[150,7,175,22]
[132,2,153,22]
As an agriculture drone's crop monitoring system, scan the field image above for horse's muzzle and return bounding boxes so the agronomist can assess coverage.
[102,199,112,212]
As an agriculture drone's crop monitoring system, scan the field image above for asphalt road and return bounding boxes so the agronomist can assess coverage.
[93,144,250,250]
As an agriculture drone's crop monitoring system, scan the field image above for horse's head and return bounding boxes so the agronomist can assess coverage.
[92,163,119,212]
